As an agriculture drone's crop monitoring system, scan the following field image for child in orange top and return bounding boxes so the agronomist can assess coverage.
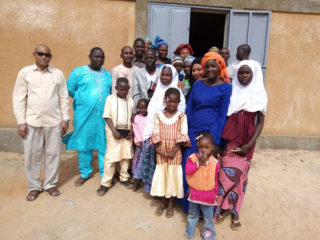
[185,132,220,240]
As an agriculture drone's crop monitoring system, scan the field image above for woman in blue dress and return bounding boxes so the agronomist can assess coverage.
[63,47,112,186]
[178,52,232,212]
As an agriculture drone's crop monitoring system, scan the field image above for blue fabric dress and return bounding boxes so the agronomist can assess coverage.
[63,65,112,178]
[177,80,232,212]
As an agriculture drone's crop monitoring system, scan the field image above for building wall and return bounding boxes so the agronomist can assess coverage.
[264,12,320,136]
[0,0,136,127]
[136,0,320,37]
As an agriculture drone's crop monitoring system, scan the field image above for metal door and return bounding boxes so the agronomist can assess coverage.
[227,10,271,72]
[149,3,190,59]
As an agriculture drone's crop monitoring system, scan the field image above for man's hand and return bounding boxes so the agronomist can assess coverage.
[18,123,29,139]
[112,130,121,140]
[60,121,69,136]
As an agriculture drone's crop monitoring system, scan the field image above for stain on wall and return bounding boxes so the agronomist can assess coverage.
[264,12,320,136]
[0,0,136,127]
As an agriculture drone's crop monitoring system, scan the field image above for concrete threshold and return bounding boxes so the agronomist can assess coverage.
[0,128,319,153]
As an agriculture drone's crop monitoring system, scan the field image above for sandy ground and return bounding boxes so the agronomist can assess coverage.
[0,149,319,240]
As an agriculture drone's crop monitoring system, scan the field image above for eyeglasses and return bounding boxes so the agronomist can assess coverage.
[36,52,52,58]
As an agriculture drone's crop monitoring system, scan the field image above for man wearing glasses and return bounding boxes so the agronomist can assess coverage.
[12,44,69,201]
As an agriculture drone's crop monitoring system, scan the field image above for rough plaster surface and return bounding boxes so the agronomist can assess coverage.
[0,0,135,126]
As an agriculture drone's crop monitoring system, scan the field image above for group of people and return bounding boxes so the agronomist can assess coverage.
[12,35,267,240]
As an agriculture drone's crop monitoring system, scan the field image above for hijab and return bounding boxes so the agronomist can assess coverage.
[174,43,194,56]
[227,60,268,116]
[201,52,229,83]
[143,64,186,140]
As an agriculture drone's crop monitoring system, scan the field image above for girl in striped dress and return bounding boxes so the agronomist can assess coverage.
[150,88,190,217]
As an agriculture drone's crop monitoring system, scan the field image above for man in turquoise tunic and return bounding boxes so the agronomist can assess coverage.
[64,47,112,186]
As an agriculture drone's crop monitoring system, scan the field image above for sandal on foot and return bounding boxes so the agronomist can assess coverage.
[155,205,165,216]
[97,185,109,196]
[231,218,242,230]
[165,208,174,218]
[26,190,41,201]
[216,211,230,224]
[74,177,90,187]
[46,187,60,197]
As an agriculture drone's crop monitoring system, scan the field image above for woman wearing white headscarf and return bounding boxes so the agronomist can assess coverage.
[215,60,267,230]
[133,64,186,193]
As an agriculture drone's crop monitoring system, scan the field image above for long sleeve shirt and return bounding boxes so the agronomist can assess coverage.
[185,154,220,206]
[12,64,69,127]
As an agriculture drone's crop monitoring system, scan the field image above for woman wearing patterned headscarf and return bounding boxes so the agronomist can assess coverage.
[177,52,232,212]
[153,36,171,68]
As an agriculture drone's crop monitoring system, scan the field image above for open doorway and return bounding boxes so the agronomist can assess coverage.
[189,10,227,57]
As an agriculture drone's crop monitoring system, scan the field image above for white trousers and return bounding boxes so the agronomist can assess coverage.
[23,125,62,191]
[101,159,130,187]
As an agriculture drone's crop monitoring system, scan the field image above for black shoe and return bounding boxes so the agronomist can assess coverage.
[97,185,109,196]
[132,179,141,192]
[74,177,90,187]
[120,180,133,189]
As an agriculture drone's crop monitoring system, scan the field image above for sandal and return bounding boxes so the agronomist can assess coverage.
[26,190,41,201]
[74,177,90,187]
[46,187,60,197]
[215,211,230,224]
[231,217,242,230]
[97,185,109,196]
[155,205,165,216]
[165,208,174,218]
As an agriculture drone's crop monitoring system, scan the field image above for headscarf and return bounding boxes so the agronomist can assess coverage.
[143,64,186,140]
[153,36,168,50]
[201,52,229,83]
[174,43,194,56]
[171,55,183,65]
[144,37,153,45]
[184,56,195,64]
[227,60,268,116]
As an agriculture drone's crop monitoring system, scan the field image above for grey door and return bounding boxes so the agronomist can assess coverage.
[148,3,190,59]
[227,10,272,72]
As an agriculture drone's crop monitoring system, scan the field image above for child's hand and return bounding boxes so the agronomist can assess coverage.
[198,152,209,165]
[112,130,121,140]
[167,145,179,158]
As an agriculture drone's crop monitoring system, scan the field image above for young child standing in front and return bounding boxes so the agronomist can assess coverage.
[97,78,134,196]
[150,88,190,217]
[185,132,220,240]
[132,98,149,191]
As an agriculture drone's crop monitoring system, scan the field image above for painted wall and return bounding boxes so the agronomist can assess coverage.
[264,12,320,136]
[0,0,136,127]
[136,0,320,37]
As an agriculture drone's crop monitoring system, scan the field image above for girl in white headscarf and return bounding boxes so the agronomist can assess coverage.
[133,64,186,193]
[215,60,267,230]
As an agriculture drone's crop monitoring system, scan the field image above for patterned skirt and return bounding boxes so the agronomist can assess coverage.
[132,146,142,174]
[216,150,250,217]
[133,138,156,193]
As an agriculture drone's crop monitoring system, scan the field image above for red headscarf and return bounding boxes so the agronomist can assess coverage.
[201,52,229,83]
[174,44,194,56]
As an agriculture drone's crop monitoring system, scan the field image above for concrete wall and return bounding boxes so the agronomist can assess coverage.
[136,0,320,37]
[0,0,136,127]
[264,12,320,136]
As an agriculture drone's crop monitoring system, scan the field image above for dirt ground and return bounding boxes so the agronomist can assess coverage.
[0,149,319,240]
